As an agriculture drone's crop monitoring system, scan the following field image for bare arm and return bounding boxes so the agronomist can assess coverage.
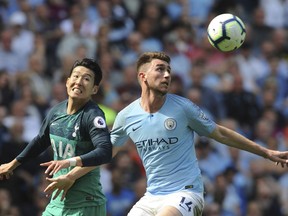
[209,124,288,166]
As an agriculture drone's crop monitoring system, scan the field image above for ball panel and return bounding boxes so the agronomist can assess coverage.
[207,13,246,52]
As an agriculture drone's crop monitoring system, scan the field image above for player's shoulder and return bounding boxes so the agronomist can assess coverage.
[117,98,140,117]
[84,100,105,116]
[83,101,107,128]
[48,100,67,114]
[167,93,192,106]
[166,94,200,114]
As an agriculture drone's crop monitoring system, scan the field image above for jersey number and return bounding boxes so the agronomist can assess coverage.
[179,196,193,212]
[179,196,202,216]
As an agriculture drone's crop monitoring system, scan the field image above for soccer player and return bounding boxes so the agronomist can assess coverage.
[0,58,112,216]
[41,52,288,216]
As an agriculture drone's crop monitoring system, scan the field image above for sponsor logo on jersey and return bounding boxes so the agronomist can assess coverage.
[164,118,177,130]
[93,116,106,128]
[135,137,178,151]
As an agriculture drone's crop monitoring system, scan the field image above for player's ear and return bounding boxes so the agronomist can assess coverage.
[138,72,146,80]
[66,77,70,88]
[92,86,99,95]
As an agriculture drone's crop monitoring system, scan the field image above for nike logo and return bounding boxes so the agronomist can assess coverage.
[132,125,141,131]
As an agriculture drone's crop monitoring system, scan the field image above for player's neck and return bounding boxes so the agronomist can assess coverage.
[140,93,166,113]
[66,98,89,114]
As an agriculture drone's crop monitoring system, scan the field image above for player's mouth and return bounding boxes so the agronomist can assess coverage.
[161,81,169,87]
[72,87,82,94]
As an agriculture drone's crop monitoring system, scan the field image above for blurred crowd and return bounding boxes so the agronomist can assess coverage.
[0,0,288,215]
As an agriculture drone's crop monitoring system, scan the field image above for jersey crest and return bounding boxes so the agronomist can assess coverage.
[164,118,177,130]
[72,123,80,137]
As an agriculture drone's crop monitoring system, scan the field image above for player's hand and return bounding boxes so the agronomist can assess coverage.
[40,160,70,176]
[0,162,15,180]
[44,175,75,201]
[266,150,288,167]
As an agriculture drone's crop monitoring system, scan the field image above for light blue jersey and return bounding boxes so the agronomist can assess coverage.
[111,94,216,195]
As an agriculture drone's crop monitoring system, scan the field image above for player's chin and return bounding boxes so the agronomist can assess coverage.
[69,92,81,98]
[69,92,86,100]
[158,88,169,96]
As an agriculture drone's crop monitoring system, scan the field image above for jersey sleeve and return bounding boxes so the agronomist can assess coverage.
[16,109,53,164]
[183,98,216,136]
[79,106,112,167]
[110,110,130,147]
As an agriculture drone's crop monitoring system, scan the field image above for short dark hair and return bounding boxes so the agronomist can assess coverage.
[136,52,170,72]
[69,58,102,85]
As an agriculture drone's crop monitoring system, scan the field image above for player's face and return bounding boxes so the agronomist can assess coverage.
[143,59,171,95]
[66,66,98,100]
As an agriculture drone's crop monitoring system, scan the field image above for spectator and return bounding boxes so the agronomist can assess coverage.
[0,29,24,75]
[188,62,225,121]
[249,174,282,216]
[248,7,274,52]
[3,99,42,143]
[0,70,15,109]
[222,72,261,135]
[56,4,97,60]
[0,106,9,149]
[8,11,35,70]
[105,167,136,216]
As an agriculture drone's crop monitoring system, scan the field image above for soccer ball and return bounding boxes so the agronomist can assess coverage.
[207,13,246,52]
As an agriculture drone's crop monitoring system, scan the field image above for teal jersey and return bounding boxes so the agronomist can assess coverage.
[17,100,112,208]
[111,94,216,195]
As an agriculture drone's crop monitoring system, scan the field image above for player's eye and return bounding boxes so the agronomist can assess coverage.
[157,67,170,74]
[84,77,91,82]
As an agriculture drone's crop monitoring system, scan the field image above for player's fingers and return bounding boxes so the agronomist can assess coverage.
[56,164,64,174]
[44,188,53,194]
[49,165,59,176]
[52,167,60,175]
[61,191,67,201]
[44,184,57,194]
[53,189,62,200]
[45,177,56,183]
[44,180,57,193]
[40,161,52,166]
[44,165,55,174]
[52,165,62,175]
[277,159,288,168]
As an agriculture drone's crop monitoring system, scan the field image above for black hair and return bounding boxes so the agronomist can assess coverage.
[69,58,102,85]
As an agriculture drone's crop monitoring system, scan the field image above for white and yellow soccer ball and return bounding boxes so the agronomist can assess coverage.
[207,13,246,52]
